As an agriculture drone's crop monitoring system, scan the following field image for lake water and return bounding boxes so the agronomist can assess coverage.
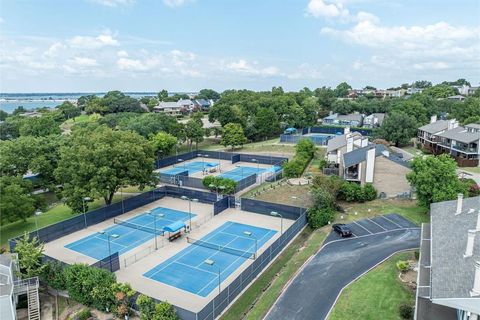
[0,92,167,113]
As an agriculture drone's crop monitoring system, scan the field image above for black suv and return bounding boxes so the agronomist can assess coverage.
[332,224,353,237]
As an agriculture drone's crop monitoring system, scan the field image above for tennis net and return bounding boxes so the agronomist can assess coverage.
[186,237,256,259]
[114,218,164,235]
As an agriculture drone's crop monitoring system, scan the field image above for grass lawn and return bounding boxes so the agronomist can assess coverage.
[0,194,134,247]
[401,146,423,156]
[221,227,329,320]
[64,114,91,124]
[338,199,429,226]
[246,181,313,207]
[329,251,416,320]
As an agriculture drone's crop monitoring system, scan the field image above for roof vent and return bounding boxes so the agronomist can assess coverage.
[455,193,464,215]
[471,260,480,297]
[464,230,476,258]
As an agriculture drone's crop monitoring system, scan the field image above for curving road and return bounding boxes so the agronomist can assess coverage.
[265,214,420,320]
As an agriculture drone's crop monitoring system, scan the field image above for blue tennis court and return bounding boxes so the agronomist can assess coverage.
[143,221,277,297]
[65,207,195,260]
[219,166,265,181]
[161,161,219,175]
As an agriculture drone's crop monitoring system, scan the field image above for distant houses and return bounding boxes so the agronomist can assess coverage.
[153,99,214,116]
[417,115,480,167]
[321,112,385,129]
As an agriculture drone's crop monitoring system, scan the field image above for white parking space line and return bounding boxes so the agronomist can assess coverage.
[353,221,373,234]
[380,215,403,228]
[368,218,387,231]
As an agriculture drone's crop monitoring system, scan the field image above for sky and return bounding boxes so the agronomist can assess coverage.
[0,0,479,92]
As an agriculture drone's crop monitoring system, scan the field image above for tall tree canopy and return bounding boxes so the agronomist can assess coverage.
[221,123,247,151]
[375,111,418,146]
[0,176,37,223]
[55,125,156,211]
[406,154,466,207]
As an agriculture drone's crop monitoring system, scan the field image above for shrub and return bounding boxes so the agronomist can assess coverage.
[396,260,410,273]
[137,294,156,320]
[399,304,413,320]
[307,207,335,229]
[363,183,378,201]
[311,187,336,210]
[414,250,420,260]
[40,260,67,290]
[296,138,316,158]
[202,176,237,194]
[462,178,480,197]
[283,157,308,178]
[73,308,92,320]
[64,264,116,311]
[317,158,328,170]
[153,301,179,320]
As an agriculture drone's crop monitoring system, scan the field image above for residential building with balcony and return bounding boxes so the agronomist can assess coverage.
[415,195,480,320]
[417,117,480,167]
[322,113,364,127]
[0,253,40,320]
[363,113,386,128]
[153,101,182,116]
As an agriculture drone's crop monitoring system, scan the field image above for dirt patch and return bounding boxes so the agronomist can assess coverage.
[253,182,313,207]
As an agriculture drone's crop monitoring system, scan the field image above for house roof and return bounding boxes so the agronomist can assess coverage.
[326,132,362,153]
[194,99,210,106]
[154,102,180,109]
[418,120,450,134]
[437,126,480,144]
[343,144,387,168]
[430,196,480,304]
[466,123,480,130]
[447,95,466,100]
[337,113,363,122]
[177,99,193,105]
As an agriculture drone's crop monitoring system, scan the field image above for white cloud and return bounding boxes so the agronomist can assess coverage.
[71,57,98,67]
[163,0,193,8]
[222,59,282,77]
[413,62,449,70]
[90,0,135,7]
[305,0,349,19]
[117,50,129,57]
[352,60,363,70]
[117,57,149,71]
[68,33,118,49]
[43,42,66,58]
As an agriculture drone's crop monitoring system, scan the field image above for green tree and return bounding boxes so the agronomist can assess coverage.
[55,126,156,210]
[57,101,81,120]
[14,233,45,278]
[221,123,247,150]
[423,84,456,98]
[254,108,279,140]
[375,111,418,146]
[158,89,169,101]
[19,115,61,137]
[12,106,28,115]
[41,260,67,290]
[150,132,178,159]
[0,136,37,176]
[407,154,466,207]
[412,80,432,88]
[334,82,352,98]
[184,119,205,150]
[153,301,179,320]
[137,294,156,320]
[197,89,220,100]
[64,263,116,310]
[0,176,36,223]
[0,110,8,121]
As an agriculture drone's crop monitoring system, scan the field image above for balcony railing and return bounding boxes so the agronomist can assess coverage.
[451,144,479,153]
[13,277,39,295]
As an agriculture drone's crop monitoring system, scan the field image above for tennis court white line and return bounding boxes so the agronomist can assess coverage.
[380,215,403,228]
[352,221,372,234]
[196,228,274,296]
[367,218,387,231]
[146,222,233,279]
[174,260,218,277]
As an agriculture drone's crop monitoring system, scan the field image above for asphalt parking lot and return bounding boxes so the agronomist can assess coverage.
[265,214,420,320]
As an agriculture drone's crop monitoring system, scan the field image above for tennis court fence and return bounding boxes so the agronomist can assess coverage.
[123,242,163,268]
[132,198,308,320]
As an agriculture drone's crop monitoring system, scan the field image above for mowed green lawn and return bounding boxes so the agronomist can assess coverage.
[0,194,133,247]
[329,251,416,320]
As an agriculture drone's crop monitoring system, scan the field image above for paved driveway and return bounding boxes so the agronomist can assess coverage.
[265,214,420,320]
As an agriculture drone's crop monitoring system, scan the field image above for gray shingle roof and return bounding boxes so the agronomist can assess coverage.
[418,120,450,134]
[430,196,480,300]
[437,126,480,144]
[466,123,480,130]
[326,132,362,153]
[343,144,387,168]
[337,113,363,122]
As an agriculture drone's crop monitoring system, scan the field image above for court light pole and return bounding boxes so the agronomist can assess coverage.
[34,210,42,239]
[181,196,198,232]
[197,153,204,168]
[204,259,221,294]
[98,231,119,272]
[251,158,259,172]
[270,211,283,235]
[146,210,158,250]
[82,197,92,228]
